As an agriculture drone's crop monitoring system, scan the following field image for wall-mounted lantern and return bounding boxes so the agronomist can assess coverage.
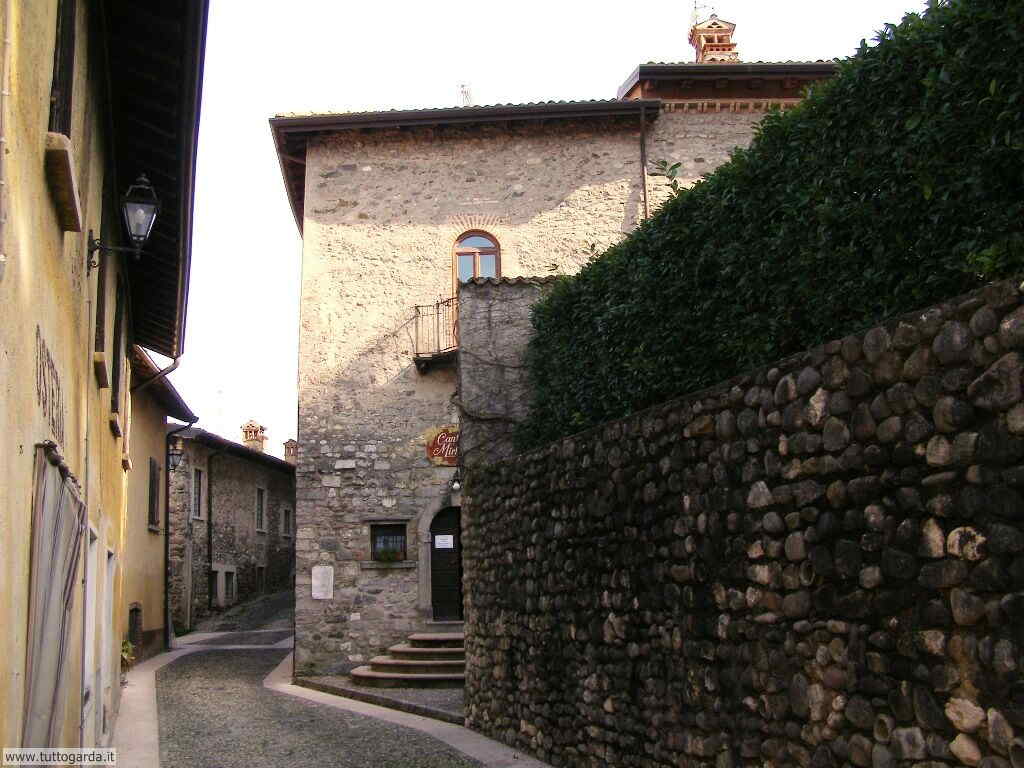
[88,174,161,272]
[168,436,184,471]
[450,468,462,493]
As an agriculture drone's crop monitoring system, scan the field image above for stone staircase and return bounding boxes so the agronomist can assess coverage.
[350,629,464,688]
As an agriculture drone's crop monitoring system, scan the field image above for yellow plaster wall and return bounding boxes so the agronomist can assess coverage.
[124,387,168,661]
[1,0,131,747]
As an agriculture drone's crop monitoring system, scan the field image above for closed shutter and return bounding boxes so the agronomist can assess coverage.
[22,443,85,747]
[148,458,160,527]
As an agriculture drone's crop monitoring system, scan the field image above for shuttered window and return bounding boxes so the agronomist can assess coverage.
[147,458,160,528]
[48,0,76,137]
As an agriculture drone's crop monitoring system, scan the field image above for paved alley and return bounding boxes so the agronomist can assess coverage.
[156,648,481,768]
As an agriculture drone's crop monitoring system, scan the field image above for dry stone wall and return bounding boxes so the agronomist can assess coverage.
[463,278,1024,768]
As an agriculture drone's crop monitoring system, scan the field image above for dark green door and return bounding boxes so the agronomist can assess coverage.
[430,507,463,620]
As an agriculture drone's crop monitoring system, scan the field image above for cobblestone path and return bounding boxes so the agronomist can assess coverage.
[156,648,481,768]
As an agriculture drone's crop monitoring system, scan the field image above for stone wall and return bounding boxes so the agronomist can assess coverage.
[457,277,558,470]
[463,278,1024,768]
[169,435,295,631]
[296,110,762,675]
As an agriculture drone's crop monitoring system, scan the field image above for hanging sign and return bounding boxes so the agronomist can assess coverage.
[435,535,455,549]
[424,426,459,466]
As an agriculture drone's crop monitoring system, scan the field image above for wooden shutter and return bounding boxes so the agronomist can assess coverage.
[47,0,76,136]
[148,458,160,527]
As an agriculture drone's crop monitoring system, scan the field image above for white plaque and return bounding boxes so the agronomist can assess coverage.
[311,565,334,600]
[435,535,455,549]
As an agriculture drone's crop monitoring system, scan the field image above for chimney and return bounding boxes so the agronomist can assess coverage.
[689,13,740,64]
[241,420,267,452]
[283,439,298,465]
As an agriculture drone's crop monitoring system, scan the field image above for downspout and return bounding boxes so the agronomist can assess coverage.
[639,105,650,221]
[132,355,180,395]
[164,419,196,650]
[206,450,225,612]
[0,0,11,284]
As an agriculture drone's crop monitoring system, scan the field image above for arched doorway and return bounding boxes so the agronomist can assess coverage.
[429,507,462,620]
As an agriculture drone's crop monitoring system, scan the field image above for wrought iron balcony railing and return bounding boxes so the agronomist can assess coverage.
[413,296,458,373]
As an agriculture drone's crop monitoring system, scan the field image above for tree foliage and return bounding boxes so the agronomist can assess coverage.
[518,0,1024,449]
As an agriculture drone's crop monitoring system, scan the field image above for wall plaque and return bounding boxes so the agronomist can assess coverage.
[424,426,459,466]
[311,565,334,600]
[435,535,455,549]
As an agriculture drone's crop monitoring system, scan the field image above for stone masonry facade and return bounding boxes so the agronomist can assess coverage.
[169,431,295,632]
[462,278,1024,768]
[457,277,559,470]
[295,110,763,675]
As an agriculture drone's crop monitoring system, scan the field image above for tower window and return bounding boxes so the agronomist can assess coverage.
[454,231,500,287]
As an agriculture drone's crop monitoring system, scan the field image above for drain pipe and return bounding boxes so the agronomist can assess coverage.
[206,449,225,612]
[132,355,181,395]
[165,419,196,649]
[0,0,11,284]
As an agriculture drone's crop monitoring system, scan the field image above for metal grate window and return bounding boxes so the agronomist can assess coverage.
[371,524,407,562]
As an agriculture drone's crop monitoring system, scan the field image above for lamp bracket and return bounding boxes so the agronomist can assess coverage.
[87,229,143,273]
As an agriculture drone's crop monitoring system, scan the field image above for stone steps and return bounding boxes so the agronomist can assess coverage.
[388,643,464,661]
[408,632,464,648]
[351,630,465,688]
[368,655,465,675]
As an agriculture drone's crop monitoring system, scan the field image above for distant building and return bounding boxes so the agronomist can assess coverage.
[124,348,197,663]
[0,0,207,748]
[271,17,835,677]
[167,423,296,633]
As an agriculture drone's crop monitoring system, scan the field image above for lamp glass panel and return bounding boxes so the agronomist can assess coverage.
[123,201,158,245]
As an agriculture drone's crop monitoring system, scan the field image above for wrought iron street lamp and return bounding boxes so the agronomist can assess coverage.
[168,436,184,472]
[88,174,161,272]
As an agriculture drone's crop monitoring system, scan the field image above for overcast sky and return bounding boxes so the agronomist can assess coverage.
[165,0,928,456]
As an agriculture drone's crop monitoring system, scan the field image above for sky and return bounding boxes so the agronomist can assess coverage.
[165,0,929,457]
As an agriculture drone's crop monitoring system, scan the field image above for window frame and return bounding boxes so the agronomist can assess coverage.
[255,486,267,533]
[281,507,293,538]
[453,230,500,292]
[371,523,407,562]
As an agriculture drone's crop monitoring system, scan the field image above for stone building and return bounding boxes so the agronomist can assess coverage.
[270,17,835,676]
[0,0,207,748]
[124,347,197,663]
[167,422,296,632]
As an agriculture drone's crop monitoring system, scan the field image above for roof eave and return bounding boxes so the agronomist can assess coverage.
[616,61,837,100]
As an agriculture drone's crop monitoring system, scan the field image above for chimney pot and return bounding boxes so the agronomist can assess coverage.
[242,420,267,452]
[284,439,298,465]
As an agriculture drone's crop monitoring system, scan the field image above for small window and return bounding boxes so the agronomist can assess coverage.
[371,523,407,562]
[454,231,500,288]
[147,458,161,528]
[256,566,265,593]
[281,508,293,538]
[255,488,266,532]
[192,469,203,519]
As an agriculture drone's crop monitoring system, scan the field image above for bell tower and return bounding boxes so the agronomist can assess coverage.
[689,14,740,63]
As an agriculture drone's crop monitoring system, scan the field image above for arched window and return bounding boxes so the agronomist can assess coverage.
[454,231,500,286]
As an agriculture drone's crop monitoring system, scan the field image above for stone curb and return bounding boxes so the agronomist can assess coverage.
[293,676,464,725]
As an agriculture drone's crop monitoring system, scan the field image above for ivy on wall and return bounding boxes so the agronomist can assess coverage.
[518,0,1024,449]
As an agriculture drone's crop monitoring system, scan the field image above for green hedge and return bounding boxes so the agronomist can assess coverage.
[518,0,1024,449]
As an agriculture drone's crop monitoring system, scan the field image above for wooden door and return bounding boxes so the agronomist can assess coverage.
[430,507,463,621]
